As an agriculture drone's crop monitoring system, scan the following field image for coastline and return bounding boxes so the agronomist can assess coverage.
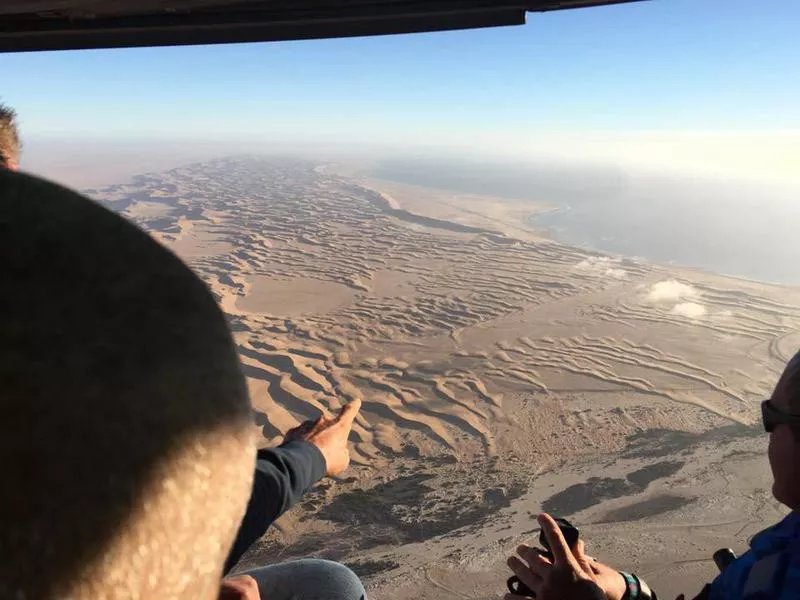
[526,207,799,292]
[354,174,560,243]
[359,173,797,291]
[361,164,800,290]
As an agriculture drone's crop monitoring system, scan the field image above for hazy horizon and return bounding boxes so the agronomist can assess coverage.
[7,0,800,285]
[21,134,797,288]
[5,0,800,187]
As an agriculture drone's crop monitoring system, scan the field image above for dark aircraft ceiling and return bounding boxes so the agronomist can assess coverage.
[0,0,644,53]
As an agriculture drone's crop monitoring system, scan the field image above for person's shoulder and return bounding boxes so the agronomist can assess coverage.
[741,550,791,598]
[710,514,800,600]
[734,543,800,599]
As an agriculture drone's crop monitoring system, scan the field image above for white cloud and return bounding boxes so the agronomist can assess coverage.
[644,280,707,319]
[672,302,706,318]
[647,280,698,302]
[575,256,627,280]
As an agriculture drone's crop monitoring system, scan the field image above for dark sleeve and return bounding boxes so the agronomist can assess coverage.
[224,440,326,573]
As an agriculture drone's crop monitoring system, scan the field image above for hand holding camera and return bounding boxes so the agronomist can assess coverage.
[506,514,628,600]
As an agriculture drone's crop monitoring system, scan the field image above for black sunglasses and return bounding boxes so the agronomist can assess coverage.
[761,400,800,433]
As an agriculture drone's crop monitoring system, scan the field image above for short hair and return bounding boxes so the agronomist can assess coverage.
[0,170,255,598]
[0,103,20,168]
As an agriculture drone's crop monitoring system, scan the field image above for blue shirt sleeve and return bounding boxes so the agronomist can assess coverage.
[709,547,800,599]
[224,440,327,573]
[709,513,800,600]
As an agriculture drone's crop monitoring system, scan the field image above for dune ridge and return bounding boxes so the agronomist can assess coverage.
[90,156,800,599]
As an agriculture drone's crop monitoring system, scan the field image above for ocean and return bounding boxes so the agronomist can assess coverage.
[369,157,800,287]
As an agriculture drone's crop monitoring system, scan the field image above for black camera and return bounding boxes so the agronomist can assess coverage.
[507,517,580,596]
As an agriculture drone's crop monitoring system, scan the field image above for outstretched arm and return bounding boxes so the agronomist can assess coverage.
[224,399,362,573]
[225,440,327,573]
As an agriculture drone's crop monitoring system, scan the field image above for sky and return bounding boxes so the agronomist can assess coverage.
[2,0,799,184]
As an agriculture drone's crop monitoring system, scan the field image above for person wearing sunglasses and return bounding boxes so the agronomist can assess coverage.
[507,352,800,600]
[707,351,800,599]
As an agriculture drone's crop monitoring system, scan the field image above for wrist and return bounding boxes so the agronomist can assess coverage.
[304,439,329,465]
[620,571,637,600]
[619,572,656,600]
[279,439,328,479]
[609,570,627,600]
[306,440,330,472]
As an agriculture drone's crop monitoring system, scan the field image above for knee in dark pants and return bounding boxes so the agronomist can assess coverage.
[242,557,366,600]
[307,559,366,600]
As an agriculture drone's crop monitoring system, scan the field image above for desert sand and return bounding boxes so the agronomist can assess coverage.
[90,156,800,599]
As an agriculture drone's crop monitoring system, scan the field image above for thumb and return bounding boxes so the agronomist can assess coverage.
[337,398,362,427]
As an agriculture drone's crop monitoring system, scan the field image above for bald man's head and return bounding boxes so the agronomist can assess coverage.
[0,170,255,599]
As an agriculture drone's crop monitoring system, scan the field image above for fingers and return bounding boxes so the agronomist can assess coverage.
[337,398,362,426]
[517,544,552,577]
[573,539,594,563]
[528,552,553,578]
[517,544,541,564]
[573,539,594,573]
[537,513,575,567]
[507,556,541,596]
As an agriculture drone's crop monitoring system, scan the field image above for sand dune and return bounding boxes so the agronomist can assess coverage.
[93,156,800,599]
[237,276,356,316]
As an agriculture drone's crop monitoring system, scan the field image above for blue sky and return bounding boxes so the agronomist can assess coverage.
[2,0,799,182]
